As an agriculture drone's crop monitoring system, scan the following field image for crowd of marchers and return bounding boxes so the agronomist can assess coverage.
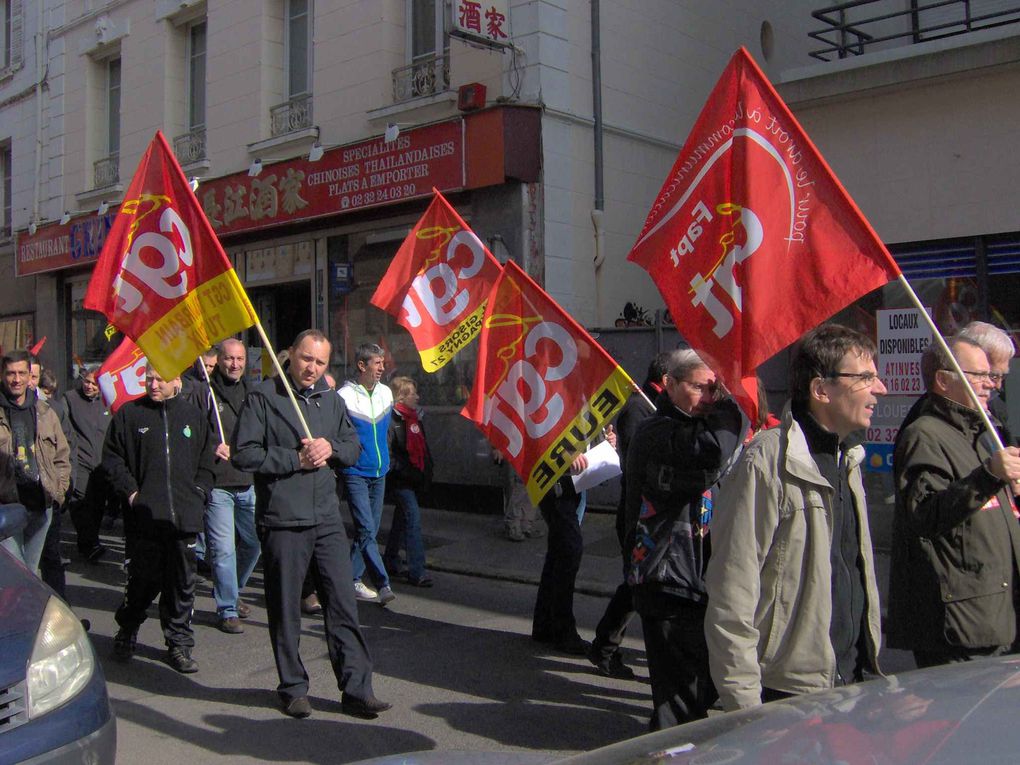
[1,319,1019,730]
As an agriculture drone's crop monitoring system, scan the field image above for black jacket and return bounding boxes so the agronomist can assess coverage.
[102,394,215,536]
[232,374,361,528]
[626,392,745,603]
[387,407,433,490]
[62,385,111,492]
[205,368,253,488]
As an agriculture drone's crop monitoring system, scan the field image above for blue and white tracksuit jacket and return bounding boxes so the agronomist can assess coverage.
[338,381,393,478]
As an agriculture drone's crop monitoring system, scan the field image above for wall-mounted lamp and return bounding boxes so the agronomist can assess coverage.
[248,159,263,177]
[189,177,200,192]
[97,201,110,216]
[384,123,401,143]
[60,211,71,225]
[28,222,37,235]
[308,143,325,162]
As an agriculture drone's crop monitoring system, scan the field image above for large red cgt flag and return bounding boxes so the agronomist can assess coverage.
[84,131,258,380]
[371,190,502,372]
[96,336,147,413]
[462,261,636,505]
[627,48,901,417]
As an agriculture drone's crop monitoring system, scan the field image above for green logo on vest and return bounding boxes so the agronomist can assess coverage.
[183,425,192,438]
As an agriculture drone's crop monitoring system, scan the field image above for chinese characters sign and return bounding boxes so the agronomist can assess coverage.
[452,0,510,47]
[201,121,465,237]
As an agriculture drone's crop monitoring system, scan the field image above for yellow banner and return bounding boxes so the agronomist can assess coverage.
[137,269,257,380]
[417,303,487,372]
[525,365,635,506]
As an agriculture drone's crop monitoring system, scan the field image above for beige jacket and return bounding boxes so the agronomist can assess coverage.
[704,409,882,711]
[0,397,71,508]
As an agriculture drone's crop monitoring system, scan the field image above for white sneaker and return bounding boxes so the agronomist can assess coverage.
[378,586,396,606]
[353,581,378,602]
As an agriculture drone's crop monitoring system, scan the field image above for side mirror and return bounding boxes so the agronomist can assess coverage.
[0,503,28,541]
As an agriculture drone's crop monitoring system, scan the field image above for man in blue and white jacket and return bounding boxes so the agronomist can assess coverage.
[339,343,394,605]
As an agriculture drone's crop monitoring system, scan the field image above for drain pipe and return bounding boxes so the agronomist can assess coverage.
[31,1,45,227]
[590,0,606,324]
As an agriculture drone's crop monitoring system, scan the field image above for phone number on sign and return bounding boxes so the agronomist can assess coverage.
[339,184,419,209]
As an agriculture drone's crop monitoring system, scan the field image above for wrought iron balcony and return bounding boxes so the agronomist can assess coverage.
[392,52,451,103]
[173,127,207,165]
[810,0,1020,61]
[270,94,313,137]
[93,154,120,188]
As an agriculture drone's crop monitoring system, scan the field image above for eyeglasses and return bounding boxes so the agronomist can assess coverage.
[942,369,1001,383]
[828,371,884,387]
[681,380,719,395]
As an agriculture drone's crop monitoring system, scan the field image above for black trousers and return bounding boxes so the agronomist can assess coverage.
[635,589,716,730]
[592,522,635,660]
[69,471,111,554]
[39,506,65,598]
[532,480,583,642]
[260,515,373,703]
[115,533,197,648]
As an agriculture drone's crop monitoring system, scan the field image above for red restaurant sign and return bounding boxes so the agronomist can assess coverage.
[16,119,466,275]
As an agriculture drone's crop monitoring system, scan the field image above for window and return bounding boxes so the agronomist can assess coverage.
[1,145,10,238]
[2,1,10,69]
[410,0,447,64]
[286,0,311,98]
[187,21,206,130]
[395,0,449,101]
[107,57,121,156]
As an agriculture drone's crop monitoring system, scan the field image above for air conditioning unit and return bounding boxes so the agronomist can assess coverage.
[457,83,487,112]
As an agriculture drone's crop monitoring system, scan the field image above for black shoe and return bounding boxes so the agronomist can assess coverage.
[554,633,591,656]
[341,693,392,718]
[283,696,312,719]
[85,544,106,564]
[588,645,635,679]
[167,646,199,674]
[196,559,212,578]
[113,628,137,661]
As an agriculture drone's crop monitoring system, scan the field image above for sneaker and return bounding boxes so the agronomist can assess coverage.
[167,646,199,674]
[113,628,137,661]
[218,616,244,634]
[353,581,378,602]
[377,586,396,606]
[506,527,526,542]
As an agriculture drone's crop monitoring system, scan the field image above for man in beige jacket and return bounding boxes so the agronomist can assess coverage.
[704,324,885,711]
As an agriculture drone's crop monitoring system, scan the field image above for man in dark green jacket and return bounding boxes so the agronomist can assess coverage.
[889,334,1020,667]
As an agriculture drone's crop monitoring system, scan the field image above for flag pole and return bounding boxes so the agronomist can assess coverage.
[252,319,314,441]
[198,356,227,445]
[895,273,1005,451]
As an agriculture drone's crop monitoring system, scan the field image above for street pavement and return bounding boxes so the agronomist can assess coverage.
[63,502,914,763]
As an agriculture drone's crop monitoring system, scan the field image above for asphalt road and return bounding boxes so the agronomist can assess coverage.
[67,540,650,764]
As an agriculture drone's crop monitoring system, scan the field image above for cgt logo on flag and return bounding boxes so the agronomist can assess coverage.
[628,48,901,417]
[97,337,147,413]
[463,261,635,505]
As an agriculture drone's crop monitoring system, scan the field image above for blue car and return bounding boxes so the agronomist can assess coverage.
[0,504,116,764]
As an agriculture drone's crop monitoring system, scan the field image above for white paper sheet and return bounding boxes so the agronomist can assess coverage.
[571,439,622,493]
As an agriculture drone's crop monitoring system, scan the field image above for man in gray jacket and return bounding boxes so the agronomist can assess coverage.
[705,324,886,711]
[232,329,389,720]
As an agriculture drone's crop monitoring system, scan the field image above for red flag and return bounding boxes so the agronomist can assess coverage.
[627,48,902,417]
[371,190,502,372]
[84,131,258,380]
[97,337,148,413]
[462,261,635,505]
[29,336,46,356]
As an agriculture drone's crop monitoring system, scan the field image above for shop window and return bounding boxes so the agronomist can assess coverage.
[0,314,32,355]
[68,280,119,369]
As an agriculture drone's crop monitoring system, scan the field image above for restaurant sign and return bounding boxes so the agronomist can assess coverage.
[16,214,115,277]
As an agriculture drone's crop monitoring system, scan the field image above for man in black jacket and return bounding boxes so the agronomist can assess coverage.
[104,364,215,674]
[232,329,389,720]
[627,348,745,729]
[201,339,259,634]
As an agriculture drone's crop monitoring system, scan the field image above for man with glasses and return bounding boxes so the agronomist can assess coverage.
[705,324,886,710]
[888,333,1020,668]
[625,348,746,728]
[959,321,1015,444]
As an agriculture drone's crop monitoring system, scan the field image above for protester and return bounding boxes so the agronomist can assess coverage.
[181,348,218,574]
[233,329,390,719]
[588,352,668,680]
[0,350,71,574]
[35,365,73,596]
[383,376,434,587]
[104,364,215,673]
[497,454,544,542]
[201,339,259,634]
[888,334,1020,667]
[532,426,616,656]
[339,343,395,605]
[626,349,745,728]
[705,324,886,710]
[959,321,1015,443]
[63,364,113,562]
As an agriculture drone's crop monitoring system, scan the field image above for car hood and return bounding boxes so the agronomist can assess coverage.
[551,656,1020,765]
[0,547,49,685]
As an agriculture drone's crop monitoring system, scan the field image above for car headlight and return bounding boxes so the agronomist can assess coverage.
[26,597,95,718]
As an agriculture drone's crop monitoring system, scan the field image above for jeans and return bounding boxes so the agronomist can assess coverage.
[205,486,260,618]
[345,473,389,588]
[1,504,53,575]
[384,485,426,581]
